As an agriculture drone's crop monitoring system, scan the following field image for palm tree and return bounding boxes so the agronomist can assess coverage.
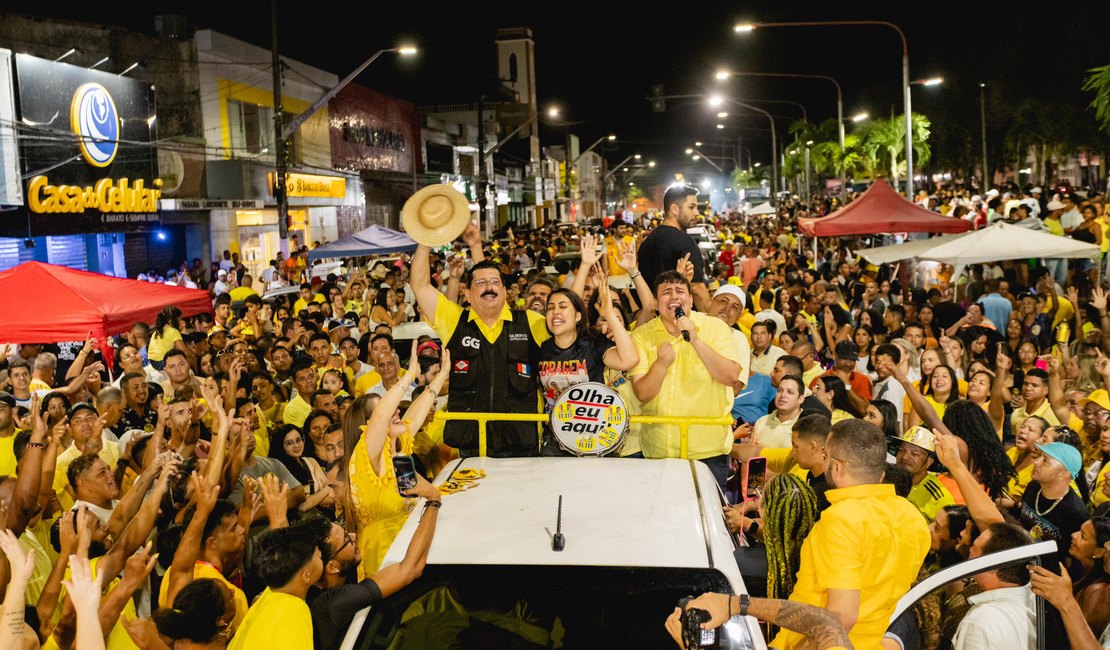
[1083,64,1110,134]
[859,113,932,190]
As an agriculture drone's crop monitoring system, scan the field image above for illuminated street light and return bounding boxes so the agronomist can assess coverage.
[914,77,943,86]
[685,148,694,154]
[717,124,725,129]
[717,112,728,118]
[733,23,755,32]
[695,141,703,147]
[397,46,418,55]
[648,161,656,167]
[851,112,869,122]
[692,155,701,160]
[708,95,724,108]
[715,69,730,80]
[548,107,560,118]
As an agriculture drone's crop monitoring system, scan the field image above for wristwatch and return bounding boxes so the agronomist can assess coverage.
[736,593,750,617]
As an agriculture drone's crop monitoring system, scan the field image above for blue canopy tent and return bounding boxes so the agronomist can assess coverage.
[306,224,418,261]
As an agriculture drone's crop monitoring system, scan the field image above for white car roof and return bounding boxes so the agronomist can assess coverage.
[382,457,736,570]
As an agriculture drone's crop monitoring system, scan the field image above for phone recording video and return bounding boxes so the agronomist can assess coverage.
[392,454,418,497]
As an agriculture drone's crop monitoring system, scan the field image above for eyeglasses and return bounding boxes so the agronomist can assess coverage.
[334,532,354,557]
[283,436,304,447]
[822,451,851,467]
[472,278,503,288]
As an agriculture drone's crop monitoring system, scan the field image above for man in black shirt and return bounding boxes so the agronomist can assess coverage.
[636,185,711,311]
[791,413,833,514]
[307,475,443,650]
[1019,442,1088,566]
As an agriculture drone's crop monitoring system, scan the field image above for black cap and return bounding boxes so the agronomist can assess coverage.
[67,402,98,419]
[0,391,14,408]
[834,340,860,361]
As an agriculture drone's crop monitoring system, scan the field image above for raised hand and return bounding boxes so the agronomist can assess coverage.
[579,233,602,268]
[1029,562,1075,610]
[1092,286,1107,313]
[615,240,638,275]
[995,351,1012,373]
[0,528,35,586]
[61,555,102,611]
[933,429,965,470]
[676,253,695,282]
[121,543,158,587]
[447,253,466,280]
[460,221,482,249]
[1067,285,1080,307]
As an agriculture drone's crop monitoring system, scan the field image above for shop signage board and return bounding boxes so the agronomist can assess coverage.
[1,54,162,236]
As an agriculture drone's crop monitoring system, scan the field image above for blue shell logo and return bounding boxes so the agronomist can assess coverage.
[70,83,119,167]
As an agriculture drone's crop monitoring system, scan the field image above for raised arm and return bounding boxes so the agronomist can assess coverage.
[988,355,1010,433]
[410,245,442,325]
[0,529,35,650]
[934,429,1004,527]
[97,458,178,583]
[613,240,656,326]
[570,234,602,300]
[95,544,156,641]
[883,357,947,435]
[1043,355,1074,427]
[400,349,450,437]
[164,472,219,606]
[371,474,441,597]
[7,394,46,536]
[597,281,639,371]
[365,348,419,474]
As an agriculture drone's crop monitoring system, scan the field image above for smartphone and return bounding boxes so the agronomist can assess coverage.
[392,455,418,496]
[744,456,767,502]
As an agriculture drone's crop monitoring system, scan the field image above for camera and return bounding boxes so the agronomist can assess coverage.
[677,596,717,648]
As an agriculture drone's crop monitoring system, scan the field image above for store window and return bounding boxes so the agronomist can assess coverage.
[228,100,300,161]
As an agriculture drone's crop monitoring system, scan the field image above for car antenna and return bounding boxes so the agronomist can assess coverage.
[552,494,566,551]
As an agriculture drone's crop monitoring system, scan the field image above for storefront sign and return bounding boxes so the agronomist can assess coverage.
[329,85,420,174]
[160,198,264,210]
[268,172,346,199]
[1,54,160,236]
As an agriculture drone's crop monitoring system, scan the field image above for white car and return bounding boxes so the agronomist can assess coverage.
[340,457,766,650]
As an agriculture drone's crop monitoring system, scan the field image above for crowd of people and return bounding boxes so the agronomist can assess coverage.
[0,180,1109,649]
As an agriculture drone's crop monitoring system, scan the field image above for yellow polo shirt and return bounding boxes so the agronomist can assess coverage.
[629,312,738,460]
[0,432,18,476]
[283,394,312,428]
[604,234,634,276]
[1010,398,1060,432]
[431,293,549,346]
[772,483,930,650]
[229,587,313,650]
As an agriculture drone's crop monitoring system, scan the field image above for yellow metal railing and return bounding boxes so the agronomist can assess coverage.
[433,411,733,458]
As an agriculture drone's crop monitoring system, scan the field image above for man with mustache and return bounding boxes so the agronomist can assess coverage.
[412,223,550,457]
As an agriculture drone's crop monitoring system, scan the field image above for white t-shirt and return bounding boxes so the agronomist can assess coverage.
[1061,208,1083,232]
[952,585,1035,650]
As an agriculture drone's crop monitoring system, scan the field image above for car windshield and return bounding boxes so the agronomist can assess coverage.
[347,565,756,649]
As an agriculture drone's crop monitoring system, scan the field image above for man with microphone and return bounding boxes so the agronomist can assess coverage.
[630,270,740,489]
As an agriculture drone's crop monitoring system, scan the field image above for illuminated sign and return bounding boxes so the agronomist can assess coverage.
[28,176,161,213]
[70,83,119,167]
[4,54,160,236]
[268,172,346,199]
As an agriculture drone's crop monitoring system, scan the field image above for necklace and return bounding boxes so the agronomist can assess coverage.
[1034,489,1065,517]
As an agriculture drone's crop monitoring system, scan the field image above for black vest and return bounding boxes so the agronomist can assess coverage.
[444,309,541,457]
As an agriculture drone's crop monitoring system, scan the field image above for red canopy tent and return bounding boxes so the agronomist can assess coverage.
[0,261,212,366]
[796,179,972,237]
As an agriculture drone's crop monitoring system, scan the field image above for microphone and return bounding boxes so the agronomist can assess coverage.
[674,307,691,342]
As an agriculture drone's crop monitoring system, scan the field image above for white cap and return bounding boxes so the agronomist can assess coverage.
[217,269,227,277]
[1030,186,1043,194]
[713,284,746,310]
[985,189,999,198]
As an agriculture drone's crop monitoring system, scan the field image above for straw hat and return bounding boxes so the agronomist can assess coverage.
[401,184,471,246]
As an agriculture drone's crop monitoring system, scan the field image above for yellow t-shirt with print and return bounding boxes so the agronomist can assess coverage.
[605,234,635,276]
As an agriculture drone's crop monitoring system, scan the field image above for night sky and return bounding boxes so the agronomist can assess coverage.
[5,1,1109,188]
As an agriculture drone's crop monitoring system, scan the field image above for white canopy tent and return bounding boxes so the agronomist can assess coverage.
[854,232,967,265]
[747,201,776,216]
[854,221,1101,266]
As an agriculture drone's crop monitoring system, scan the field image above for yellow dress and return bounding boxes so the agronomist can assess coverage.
[349,429,415,578]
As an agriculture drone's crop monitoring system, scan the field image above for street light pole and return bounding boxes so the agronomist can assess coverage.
[722,100,777,206]
[980,82,988,191]
[735,20,910,198]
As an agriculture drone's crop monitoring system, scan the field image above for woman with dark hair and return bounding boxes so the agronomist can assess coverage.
[811,375,857,423]
[268,423,328,499]
[854,324,874,376]
[347,345,448,576]
[145,578,237,647]
[251,371,286,429]
[539,284,637,455]
[906,364,960,430]
[1067,516,1110,635]
[917,304,941,349]
[148,305,185,370]
[370,287,406,328]
[859,307,888,344]
[865,399,902,440]
[940,400,1016,500]
[998,415,1052,510]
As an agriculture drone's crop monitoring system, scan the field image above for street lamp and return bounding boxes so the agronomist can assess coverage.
[716,69,846,149]
[851,112,870,123]
[273,40,417,240]
[572,134,616,165]
[735,19,913,198]
[979,82,988,190]
[907,76,943,190]
[708,95,778,203]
